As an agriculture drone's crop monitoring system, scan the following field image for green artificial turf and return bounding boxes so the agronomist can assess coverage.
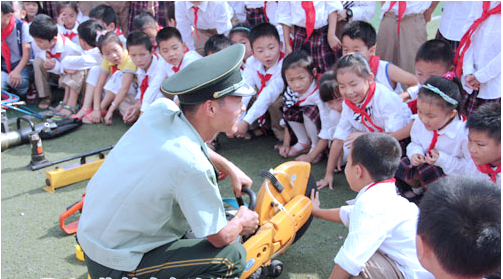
[1,4,442,278]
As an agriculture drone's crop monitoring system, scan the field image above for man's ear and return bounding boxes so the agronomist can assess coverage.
[202,100,216,115]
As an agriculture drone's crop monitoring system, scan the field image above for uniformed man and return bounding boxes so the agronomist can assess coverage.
[77,44,259,279]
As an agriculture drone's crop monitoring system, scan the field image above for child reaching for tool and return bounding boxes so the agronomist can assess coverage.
[277,51,321,159]
[86,32,136,125]
[311,133,433,279]
[317,53,411,190]
[395,76,468,200]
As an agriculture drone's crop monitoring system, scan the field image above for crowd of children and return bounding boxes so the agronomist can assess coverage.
[1,1,501,278]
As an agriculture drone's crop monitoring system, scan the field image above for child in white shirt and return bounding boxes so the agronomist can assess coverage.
[396,76,468,199]
[56,2,80,45]
[140,27,202,113]
[311,133,433,279]
[88,4,127,45]
[317,53,411,190]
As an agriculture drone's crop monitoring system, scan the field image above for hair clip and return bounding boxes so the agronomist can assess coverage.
[96,30,107,41]
[442,71,455,80]
[422,83,458,106]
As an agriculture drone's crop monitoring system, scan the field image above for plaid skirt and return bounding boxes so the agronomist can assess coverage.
[395,156,445,185]
[292,25,337,73]
[245,7,267,27]
[283,105,321,130]
[463,89,501,116]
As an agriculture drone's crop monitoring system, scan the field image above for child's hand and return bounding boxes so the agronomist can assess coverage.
[64,68,77,74]
[8,69,22,87]
[425,150,439,165]
[410,153,426,166]
[123,105,140,124]
[464,74,481,91]
[327,33,342,52]
[235,120,249,138]
[316,174,333,190]
[104,110,114,125]
[89,110,102,123]
[43,58,56,70]
[344,132,366,149]
[278,145,290,158]
[399,92,411,102]
[310,189,320,213]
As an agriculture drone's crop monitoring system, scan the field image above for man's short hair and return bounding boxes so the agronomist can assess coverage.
[1,1,14,14]
[418,176,501,277]
[466,102,501,143]
[351,133,402,182]
[249,22,280,48]
[29,14,57,41]
[341,20,376,48]
[127,31,153,52]
[156,27,182,44]
[415,39,454,68]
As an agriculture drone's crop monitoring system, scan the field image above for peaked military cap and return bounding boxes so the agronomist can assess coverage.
[160,44,255,104]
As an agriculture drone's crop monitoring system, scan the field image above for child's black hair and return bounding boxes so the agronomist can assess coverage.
[351,133,402,182]
[249,22,280,48]
[89,4,117,27]
[418,176,501,277]
[281,51,316,91]
[319,69,341,102]
[56,1,78,15]
[127,31,153,52]
[341,20,376,48]
[156,26,183,44]
[132,10,157,31]
[97,31,123,52]
[418,76,464,118]
[466,102,501,143]
[1,1,13,14]
[415,39,454,68]
[229,22,251,40]
[335,52,372,80]
[77,19,105,48]
[29,14,57,41]
[204,34,232,56]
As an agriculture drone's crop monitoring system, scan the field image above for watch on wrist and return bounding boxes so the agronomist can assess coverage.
[346,8,353,19]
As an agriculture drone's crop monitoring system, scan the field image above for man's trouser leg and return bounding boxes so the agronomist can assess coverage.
[85,239,246,279]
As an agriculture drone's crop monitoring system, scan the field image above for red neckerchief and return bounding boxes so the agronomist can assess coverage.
[473,157,501,183]
[387,1,407,36]
[64,31,77,41]
[1,16,16,72]
[263,1,269,22]
[256,71,272,95]
[366,178,396,192]
[369,55,380,76]
[111,65,119,75]
[192,6,200,40]
[48,34,66,59]
[454,2,501,77]
[428,114,466,153]
[344,82,383,132]
[301,1,315,43]
[172,47,190,73]
[139,75,149,103]
[115,27,124,36]
[295,84,319,106]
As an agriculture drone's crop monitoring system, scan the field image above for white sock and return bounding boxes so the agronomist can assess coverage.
[303,114,319,149]
[288,121,309,145]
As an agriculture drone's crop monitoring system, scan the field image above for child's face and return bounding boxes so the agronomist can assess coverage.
[336,69,371,104]
[59,6,77,29]
[327,97,344,113]
[285,66,314,95]
[158,37,185,66]
[34,36,57,50]
[341,36,375,62]
[416,97,456,131]
[468,129,501,166]
[12,1,23,20]
[24,2,39,18]
[251,36,282,71]
[142,26,158,47]
[101,41,124,65]
[230,32,252,61]
[1,12,11,30]
[415,60,450,85]
[128,44,153,70]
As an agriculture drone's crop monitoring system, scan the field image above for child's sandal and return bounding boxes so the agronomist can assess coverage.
[72,108,92,120]
[38,97,52,110]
